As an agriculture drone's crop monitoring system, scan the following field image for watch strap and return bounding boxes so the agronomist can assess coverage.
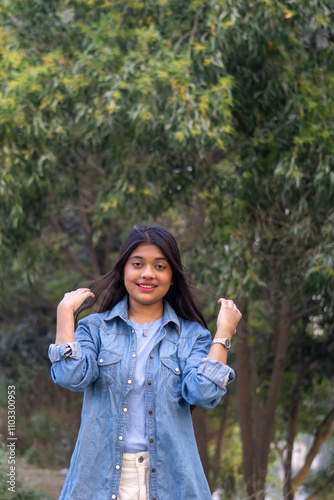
[211,338,231,350]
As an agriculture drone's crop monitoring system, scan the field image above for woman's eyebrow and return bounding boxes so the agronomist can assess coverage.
[129,256,168,261]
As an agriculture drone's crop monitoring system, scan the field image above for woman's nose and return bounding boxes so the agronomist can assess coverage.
[141,265,154,278]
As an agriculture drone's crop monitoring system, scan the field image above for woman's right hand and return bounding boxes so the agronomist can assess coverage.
[58,288,95,314]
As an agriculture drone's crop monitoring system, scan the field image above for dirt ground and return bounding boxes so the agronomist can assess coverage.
[17,461,66,499]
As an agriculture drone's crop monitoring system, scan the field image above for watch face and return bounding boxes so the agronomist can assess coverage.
[224,339,231,349]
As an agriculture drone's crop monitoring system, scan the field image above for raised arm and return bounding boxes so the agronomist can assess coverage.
[56,288,95,344]
[49,288,99,392]
[207,298,242,364]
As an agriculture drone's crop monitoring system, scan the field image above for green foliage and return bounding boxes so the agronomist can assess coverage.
[1,0,334,497]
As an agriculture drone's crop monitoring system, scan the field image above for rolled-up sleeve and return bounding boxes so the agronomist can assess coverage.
[198,357,235,390]
[48,342,82,363]
[48,319,100,392]
[182,329,235,409]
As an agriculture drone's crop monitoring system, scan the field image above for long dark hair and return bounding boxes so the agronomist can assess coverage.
[76,224,207,328]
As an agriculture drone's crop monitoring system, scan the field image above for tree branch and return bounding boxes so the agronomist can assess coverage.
[304,472,334,500]
[292,304,322,323]
[175,15,198,52]
[48,214,94,280]
[78,193,101,277]
[291,406,334,491]
[76,148,106,176]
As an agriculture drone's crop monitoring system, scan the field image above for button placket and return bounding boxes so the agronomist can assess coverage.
[146,348,159,499]
[110,324,138,500]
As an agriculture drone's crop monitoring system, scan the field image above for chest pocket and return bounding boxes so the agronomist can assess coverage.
[161,356,184,398]
[96,349,122,390]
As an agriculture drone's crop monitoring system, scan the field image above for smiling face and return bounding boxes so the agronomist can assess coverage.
[124,243,173,311]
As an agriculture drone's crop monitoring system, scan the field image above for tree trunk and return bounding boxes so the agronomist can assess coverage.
[283,327,307,500]
[237,297,293,500]
[283,364,305,500]
[192,406,210,483]
[257,297,292,495]
[211,396,229,492]
[236,301,257,498]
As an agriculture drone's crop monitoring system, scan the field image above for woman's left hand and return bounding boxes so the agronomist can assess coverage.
[216,298,242,337]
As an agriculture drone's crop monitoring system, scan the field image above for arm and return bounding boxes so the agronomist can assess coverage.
[49,288,100,392]
[56,288,95,344]
[182,299,241,408]
[207,298,242,363]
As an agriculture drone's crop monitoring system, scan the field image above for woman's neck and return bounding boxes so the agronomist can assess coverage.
[128,300,164,325]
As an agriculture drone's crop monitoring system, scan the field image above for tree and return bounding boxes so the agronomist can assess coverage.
[1,0,334,498]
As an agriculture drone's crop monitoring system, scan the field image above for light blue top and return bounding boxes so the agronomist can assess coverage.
[48,295,235,500]
[125,317,163,452]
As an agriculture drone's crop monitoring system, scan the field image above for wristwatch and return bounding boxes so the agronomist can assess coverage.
[212,338,232,350]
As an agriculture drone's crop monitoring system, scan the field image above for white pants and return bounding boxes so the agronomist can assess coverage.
[118,451,150,500]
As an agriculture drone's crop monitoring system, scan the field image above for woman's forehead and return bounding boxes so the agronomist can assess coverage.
[128,243,168,260]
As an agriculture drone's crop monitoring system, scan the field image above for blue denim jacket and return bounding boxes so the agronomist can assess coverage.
[48,296,235,500]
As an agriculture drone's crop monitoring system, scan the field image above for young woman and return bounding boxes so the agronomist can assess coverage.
[48,224,242,500]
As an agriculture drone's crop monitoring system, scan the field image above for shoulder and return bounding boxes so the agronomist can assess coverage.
[164,300,209,339]
[77,311,112,329]
[177,316,210,340]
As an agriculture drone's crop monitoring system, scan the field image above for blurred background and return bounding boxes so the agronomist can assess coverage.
[0,0,333,499]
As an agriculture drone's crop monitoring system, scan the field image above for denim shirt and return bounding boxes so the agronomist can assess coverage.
[48,296,235,500]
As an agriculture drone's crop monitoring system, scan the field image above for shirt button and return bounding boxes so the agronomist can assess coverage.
[119,436,123,440]
[132,329,135,333]
[149,439,154,443]
[132,353,136,358]
[128,380,132,384]
[123,408,128,412]
[116,465,120,470]
[147,381,152,385]
[112,496,116,499]
[151,468,156,473]
[138,456,144,463]
[149,356,153,359]
[148,410,152,415]
[99,359,103,363]
[175,367,180,372]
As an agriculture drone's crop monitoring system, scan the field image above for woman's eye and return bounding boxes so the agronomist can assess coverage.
[132,262,142,267]
[156,265,166,270]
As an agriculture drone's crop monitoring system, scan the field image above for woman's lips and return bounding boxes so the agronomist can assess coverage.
[136,283,157,291]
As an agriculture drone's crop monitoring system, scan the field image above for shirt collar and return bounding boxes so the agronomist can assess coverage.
[100,295,181,334]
